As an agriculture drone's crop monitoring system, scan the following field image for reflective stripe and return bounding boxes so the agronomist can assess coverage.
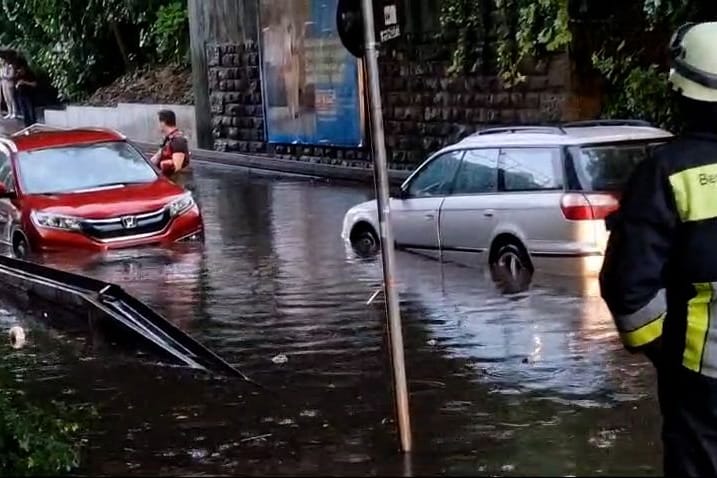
[620,314,665,348]
[669,164,717,222]
[683,283,714,373]
[613,290,666,334]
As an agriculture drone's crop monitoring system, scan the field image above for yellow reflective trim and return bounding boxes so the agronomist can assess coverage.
[669,164,717,222]
[683,283,714,372]
[620,314,664,348]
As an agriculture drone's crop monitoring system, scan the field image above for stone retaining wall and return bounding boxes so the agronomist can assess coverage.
[378,39,576,165]
[204,37,593,169]
[206,42,266,155]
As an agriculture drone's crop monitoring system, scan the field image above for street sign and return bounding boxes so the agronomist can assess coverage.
[337,0,403,58]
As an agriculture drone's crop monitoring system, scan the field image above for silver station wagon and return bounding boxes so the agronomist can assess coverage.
[341,120,673,281]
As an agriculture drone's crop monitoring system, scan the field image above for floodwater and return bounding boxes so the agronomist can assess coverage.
[0,163,661,476]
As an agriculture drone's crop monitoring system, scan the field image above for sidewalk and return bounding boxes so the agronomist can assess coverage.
[0,119,410,185]
[135,142,410,185]
[0,118,23,135]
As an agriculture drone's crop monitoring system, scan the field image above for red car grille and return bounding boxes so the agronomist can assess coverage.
[80,208,170,241]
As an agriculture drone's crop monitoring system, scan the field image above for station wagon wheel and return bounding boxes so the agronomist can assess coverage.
[490,240,533,294]
[498,246,525,279]
[350,224,380,257]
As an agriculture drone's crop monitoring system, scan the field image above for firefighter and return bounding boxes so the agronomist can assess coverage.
[600,21,717,476]
[150,109,190,176]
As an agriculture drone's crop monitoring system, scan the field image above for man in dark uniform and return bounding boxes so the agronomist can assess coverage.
[14,60,37,127]
[150,109,190,175]
[600,22,717,476]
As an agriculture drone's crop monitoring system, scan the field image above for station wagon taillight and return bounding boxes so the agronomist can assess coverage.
[560,193,619,221]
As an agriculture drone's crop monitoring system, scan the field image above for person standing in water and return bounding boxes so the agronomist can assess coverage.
[150,109,190,175]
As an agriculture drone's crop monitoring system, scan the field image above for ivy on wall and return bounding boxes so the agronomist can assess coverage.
[438,0,717,129]
[440,0,571,86]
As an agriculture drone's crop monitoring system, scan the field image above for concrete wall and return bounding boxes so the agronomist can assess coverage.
[188,0,260,149]
[43,104,198,148]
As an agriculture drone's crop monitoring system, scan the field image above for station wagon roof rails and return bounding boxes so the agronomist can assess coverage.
[474,126,567,136]
[562,119,653,128]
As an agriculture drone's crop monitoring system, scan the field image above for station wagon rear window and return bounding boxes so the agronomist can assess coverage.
[570,141,664,192]
[18,141,157,195]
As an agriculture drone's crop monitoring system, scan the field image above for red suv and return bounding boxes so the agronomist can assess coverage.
[0,127,203,258]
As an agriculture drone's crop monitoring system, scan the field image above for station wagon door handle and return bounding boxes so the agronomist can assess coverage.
[484,210,495,218]
[424,213,435,221]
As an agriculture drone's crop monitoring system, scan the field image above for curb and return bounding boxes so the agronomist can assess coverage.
[135,142,411,185]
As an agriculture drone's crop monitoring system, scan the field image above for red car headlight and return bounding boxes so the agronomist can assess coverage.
[30,211,83,231]
[168,193,195,218]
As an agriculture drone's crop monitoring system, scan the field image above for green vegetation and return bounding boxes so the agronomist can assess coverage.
[439,0,571,85]
[439,0,717,128]
[0,0,189,101]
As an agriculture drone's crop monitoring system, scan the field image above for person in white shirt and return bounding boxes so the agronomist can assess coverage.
[0,59,17,119]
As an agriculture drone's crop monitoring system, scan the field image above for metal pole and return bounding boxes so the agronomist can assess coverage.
[360,0,412,453]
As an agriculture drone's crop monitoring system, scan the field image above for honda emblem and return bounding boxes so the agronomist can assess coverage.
[121,216,137,229]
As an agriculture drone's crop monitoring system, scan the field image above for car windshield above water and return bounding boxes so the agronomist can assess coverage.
[17,141,158,195]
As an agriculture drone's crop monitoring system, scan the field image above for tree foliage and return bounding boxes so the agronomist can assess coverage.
[439,0,717,128]
[440,0,571,86]
[0,0,189,101]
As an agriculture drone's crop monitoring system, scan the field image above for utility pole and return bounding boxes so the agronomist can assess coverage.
[359,0,412,453]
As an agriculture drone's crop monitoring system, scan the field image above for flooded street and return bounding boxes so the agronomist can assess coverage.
[0,162,661,476]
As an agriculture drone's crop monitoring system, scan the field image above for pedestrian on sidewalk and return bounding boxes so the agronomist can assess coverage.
[14,60,37,127]
[150,109,190,176]
[1,58,17,119]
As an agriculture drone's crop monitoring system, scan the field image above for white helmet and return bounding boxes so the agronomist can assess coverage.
[669,22,717,102]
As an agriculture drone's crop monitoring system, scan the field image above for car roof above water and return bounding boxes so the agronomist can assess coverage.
[5,127,127,153]
[454,124,673,149]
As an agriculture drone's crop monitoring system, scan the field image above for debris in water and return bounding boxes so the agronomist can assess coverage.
[426,339,437,346]
[300,409,319,418]
[278,418,296,426]
[271,354,288,365]
[589,429,618,449]
[501,464,515,472]
[240,433,272,443]
[189,448,208,459]
[8,326,26,349]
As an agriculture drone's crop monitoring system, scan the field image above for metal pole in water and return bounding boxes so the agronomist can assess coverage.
[360,0,412,453]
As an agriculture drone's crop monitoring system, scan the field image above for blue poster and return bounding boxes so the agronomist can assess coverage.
[260,0,363,147]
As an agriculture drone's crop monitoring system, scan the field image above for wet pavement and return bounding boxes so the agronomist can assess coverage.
[0,162,661,475]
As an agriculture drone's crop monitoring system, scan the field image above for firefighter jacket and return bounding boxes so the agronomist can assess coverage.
[601,132,717,377]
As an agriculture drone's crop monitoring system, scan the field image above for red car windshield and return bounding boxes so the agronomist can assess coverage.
[17,141,158,194]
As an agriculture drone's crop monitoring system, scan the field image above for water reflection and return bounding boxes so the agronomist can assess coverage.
[39,246,205,333]
[0,163,661,476]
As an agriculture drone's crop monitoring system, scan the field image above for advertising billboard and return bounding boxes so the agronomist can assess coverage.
[259,0,364,147]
